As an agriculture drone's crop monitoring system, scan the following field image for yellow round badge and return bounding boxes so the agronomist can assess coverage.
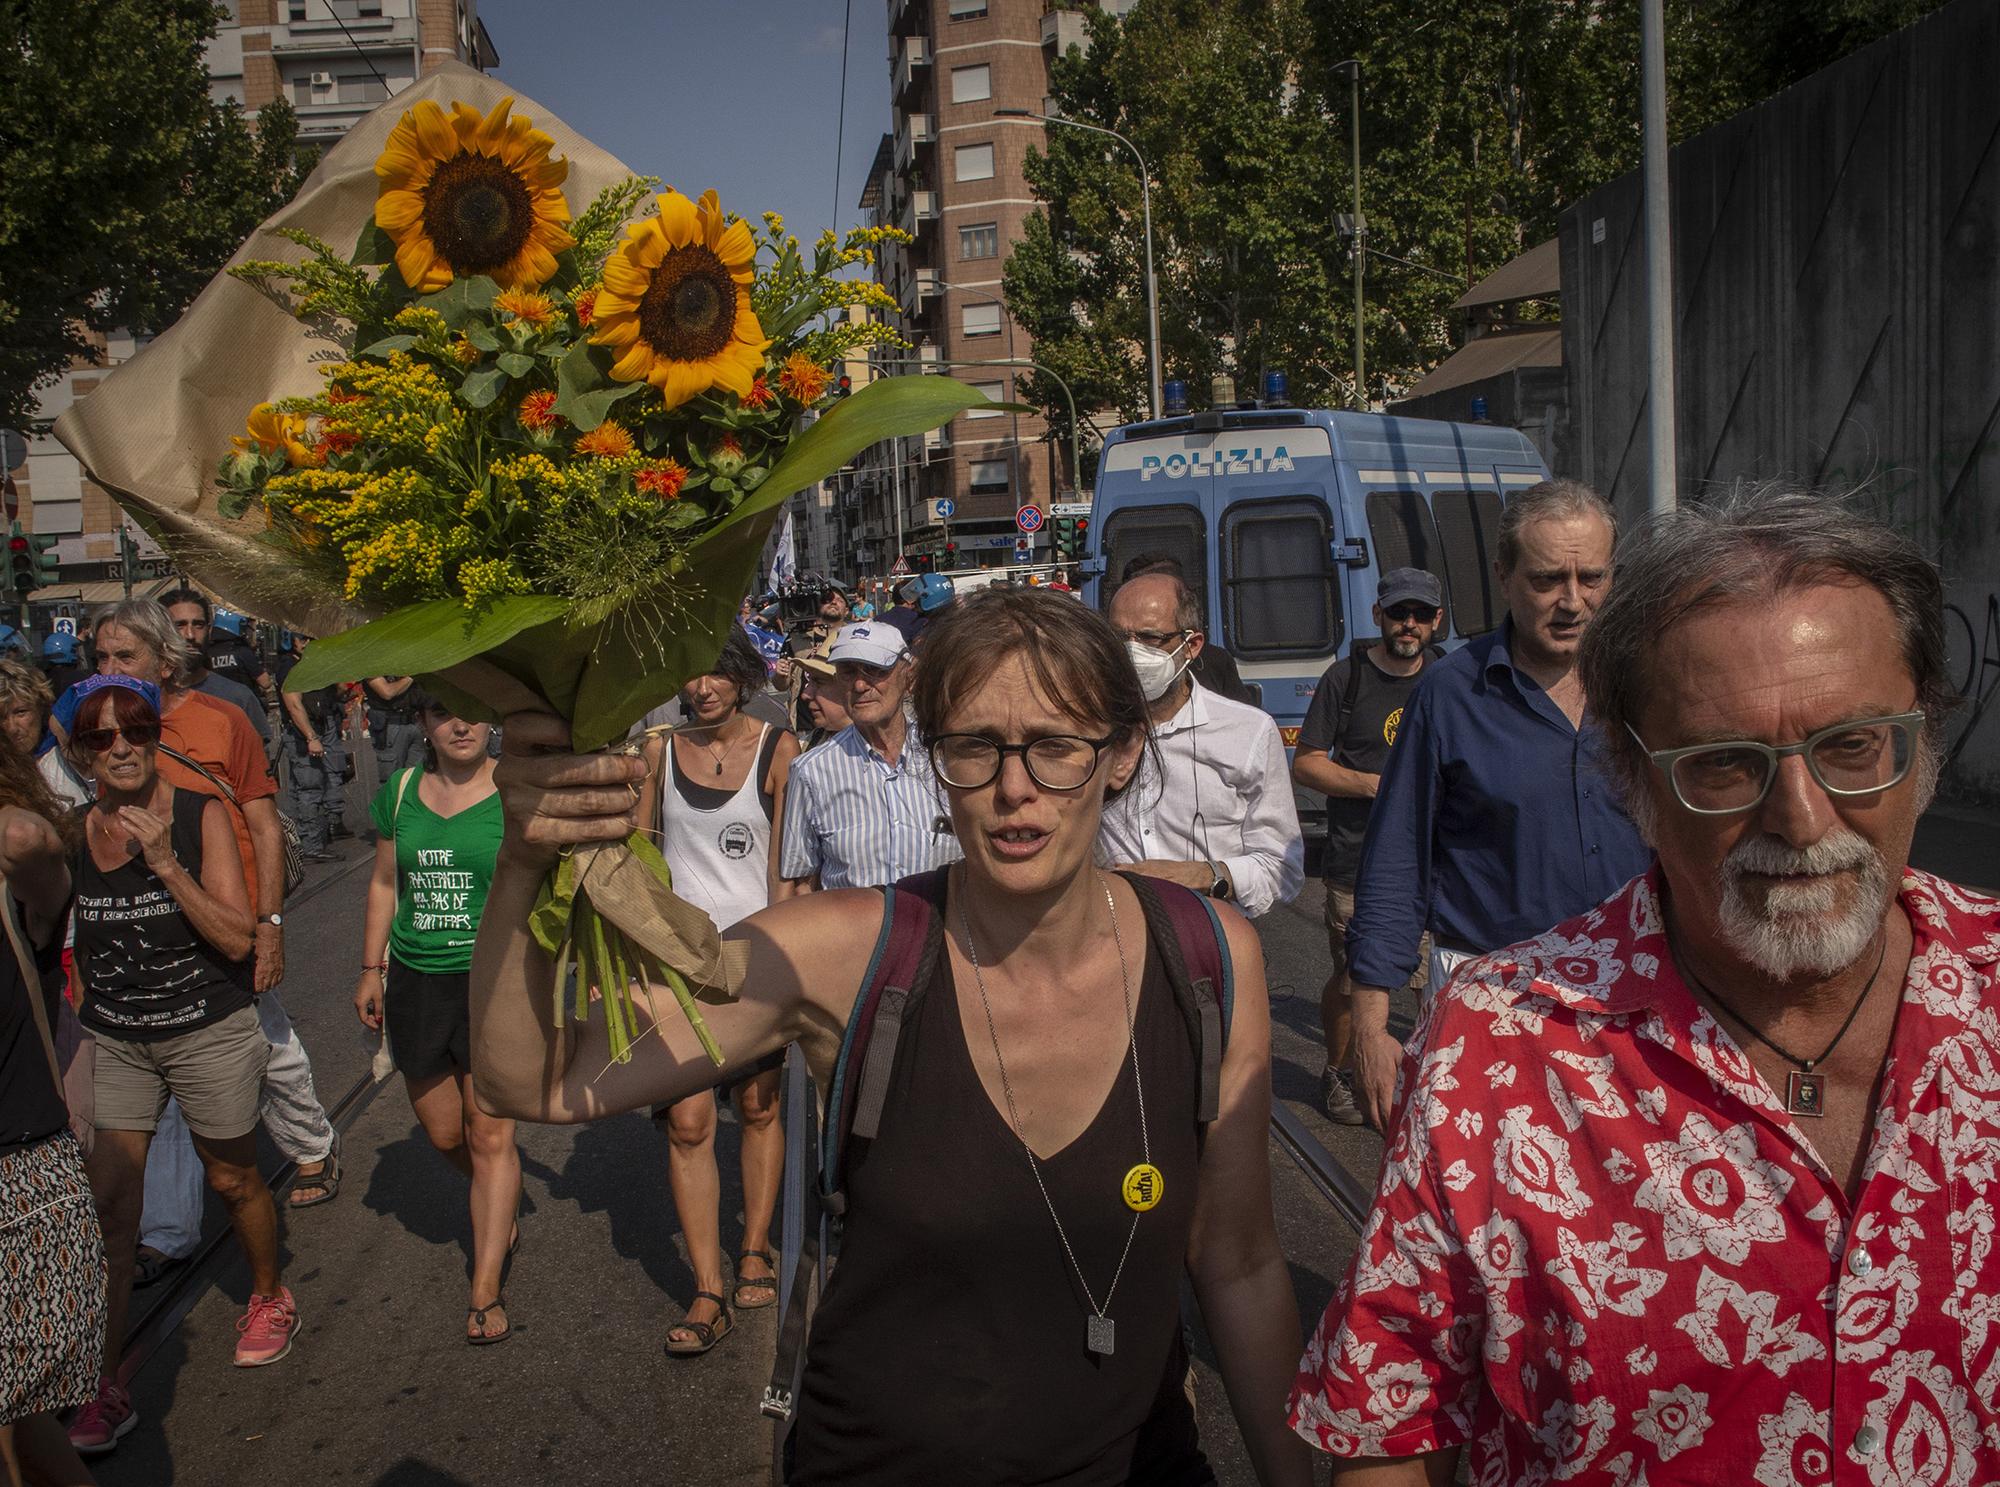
[1122,1163,1165,1212]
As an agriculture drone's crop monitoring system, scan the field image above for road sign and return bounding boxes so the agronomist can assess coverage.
[935,498,956,520]
[1050,502,1091,517]
[888,556,912,576]
[52,616,76,636]
[1015,505,1044,534]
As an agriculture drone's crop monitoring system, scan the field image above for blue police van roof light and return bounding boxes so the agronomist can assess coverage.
[1469,395,1490,423]
[1263,370,1289,407]
[1162,379,1188,417]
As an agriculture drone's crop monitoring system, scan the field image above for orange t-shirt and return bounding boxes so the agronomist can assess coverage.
[159,688,278,917]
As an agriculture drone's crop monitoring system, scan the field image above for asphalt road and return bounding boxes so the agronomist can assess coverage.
[91,844,1380,1487]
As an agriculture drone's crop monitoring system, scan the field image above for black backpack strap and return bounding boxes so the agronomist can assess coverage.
[1332,646,1368,752]
[1119,873,1235,1123]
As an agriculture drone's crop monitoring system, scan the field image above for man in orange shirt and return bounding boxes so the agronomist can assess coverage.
[90,602,339,1210]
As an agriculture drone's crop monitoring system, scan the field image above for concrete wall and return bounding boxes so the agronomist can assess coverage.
[1560,0,2000,797]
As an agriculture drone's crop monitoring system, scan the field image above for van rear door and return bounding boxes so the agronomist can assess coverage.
[1096,434,1213,609]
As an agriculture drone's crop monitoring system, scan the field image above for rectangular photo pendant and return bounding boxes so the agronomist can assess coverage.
[1086,1315,1115,1356]
[1786,1069,1826,1118]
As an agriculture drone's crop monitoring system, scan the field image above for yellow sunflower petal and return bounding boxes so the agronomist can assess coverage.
[708,354,755,399]
[601,256,652,298]
[592,318,641,349]
[657,361,706,408]
[374,143,429,186]
[655,191,699,248]
[407,101,457,163]
[374,189,425,232]
[696,190,724,250]
[396,237,448,292]
[473,97,515,154]
[715,220,756,274]
[609,342,657,383]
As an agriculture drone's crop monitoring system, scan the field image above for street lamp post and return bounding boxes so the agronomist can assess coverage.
[994,108,1160,420]
[1331,59,1365,411]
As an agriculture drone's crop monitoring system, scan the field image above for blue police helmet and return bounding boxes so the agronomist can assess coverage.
[914,572,955,615]
[42,631,79,662]
[210,609,245,638]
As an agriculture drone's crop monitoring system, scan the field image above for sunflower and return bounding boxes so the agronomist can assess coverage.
[232,403,315,466]
[591,189,770,409]
[374,97,574,293]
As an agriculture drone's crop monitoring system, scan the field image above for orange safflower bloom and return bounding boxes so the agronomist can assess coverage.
[775,352,830,404]
[452,335,481,365]
[573,288,598,327]
[574,422,635,459]
[742,375,773,411]
[635,459,689,499]
[518,389,562,434]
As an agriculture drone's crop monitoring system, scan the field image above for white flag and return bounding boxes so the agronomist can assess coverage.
[771,509,797,586]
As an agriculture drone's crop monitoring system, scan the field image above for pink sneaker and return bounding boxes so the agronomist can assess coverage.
[234,1287,298,1367]
[67,1375,137,1455]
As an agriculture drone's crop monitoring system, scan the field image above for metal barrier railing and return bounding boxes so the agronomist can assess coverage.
[1269,1104,1373,1233]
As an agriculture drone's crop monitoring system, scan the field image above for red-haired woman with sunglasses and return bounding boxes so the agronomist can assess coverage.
[62,677,298,1457]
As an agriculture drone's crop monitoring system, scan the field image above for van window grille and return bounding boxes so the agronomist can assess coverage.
[1431,489,1506,637]
[1100,505,1208,618]
[1220,497,1341,659]
[1364,490,1450,631]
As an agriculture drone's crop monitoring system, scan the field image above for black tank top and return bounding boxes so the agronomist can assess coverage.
[72,789,254,1041]
[791,905,1214,1486]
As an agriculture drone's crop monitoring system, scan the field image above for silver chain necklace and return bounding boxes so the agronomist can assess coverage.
[958,874,1149,1357]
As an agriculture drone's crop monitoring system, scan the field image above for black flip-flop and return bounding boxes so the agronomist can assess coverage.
[467,1295,511,1346]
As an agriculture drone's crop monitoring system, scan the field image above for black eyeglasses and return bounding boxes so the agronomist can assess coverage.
[929,732,1118,792]
[1382,604,1438,622]
[1114,627,1191,651]
[1628,711,1926,815]
[75,722,160,753]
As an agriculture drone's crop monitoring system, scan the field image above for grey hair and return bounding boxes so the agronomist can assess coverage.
[92,599,201,690]
[1497,478,1617,574]
[1580,483,1953,804]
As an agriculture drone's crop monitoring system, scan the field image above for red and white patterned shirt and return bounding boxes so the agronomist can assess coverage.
[1290,867,2000,1485]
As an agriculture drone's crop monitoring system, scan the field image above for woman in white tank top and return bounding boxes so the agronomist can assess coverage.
[637,629,800,1357]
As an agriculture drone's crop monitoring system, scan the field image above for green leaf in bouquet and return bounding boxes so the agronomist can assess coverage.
[497,352,536,379]
[217,487,254,521]
[282,594,570,691]
[421,275,500,329]
[465,323,502,352]
[459,366,506,408]
[359,334,418,358]
[548,248,583,292]
[740,465,768,490]
[554,339,646,429]
[353,219,395,267]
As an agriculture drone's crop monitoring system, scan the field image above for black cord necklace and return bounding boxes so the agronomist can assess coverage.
[1676,931,1889,1119]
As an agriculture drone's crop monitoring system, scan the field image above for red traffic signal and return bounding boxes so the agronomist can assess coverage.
[836,374,853,397]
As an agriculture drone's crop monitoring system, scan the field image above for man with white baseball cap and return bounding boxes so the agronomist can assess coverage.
[776,622,961,895]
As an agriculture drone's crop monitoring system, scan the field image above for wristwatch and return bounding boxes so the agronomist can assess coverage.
[258,913,284,927]
[1205,863,1233,901]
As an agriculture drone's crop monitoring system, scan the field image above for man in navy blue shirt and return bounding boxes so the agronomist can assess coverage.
[1347,480,1652,1129]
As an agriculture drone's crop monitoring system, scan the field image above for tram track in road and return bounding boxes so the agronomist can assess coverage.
[1268,1106,1372,1233]
[117,848,390,1383]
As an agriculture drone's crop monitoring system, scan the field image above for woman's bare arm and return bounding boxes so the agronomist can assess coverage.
[470,713,864,1124]
[1186,911,1313,1487]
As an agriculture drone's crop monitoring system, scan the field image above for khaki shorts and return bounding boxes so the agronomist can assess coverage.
[1325,883,1431,994]
[91,1005,268,1141]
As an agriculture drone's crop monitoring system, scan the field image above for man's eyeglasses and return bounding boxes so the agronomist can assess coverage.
[1628,711,1925,815]
[1115,628,1191,651]
[75,722,160,754]
[930,732,1118,792]
[1382,604,1437,623]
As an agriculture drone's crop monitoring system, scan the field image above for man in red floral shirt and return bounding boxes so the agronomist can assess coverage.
[1291,487,1998,1484]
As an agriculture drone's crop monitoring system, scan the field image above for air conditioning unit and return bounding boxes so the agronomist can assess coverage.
[310,72,335,88]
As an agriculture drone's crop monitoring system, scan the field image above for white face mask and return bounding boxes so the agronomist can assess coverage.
[1126,636,1190,702]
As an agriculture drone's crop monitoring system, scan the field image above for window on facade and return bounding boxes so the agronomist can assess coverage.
[287,0,306,19]
[951,64,992,104]
[1430,489,1506,637]
[959,222,999,260]
[963,303,1002,338]
[1221,497,1342,657]
[968,460,1009,495]
[965,380,1006,417]
[1363,490,1449,632]
[291,76,315,104]
[949,0,988,17]
[339,73,389,104]
[954,143,995,182]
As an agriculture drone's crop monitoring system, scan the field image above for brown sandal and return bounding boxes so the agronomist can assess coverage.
[467,1294,511,1346]
[663,1290,732,1357]
[734,1250,778,1310]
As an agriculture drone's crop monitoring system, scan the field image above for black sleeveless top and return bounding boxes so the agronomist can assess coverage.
[72,789,254,1041]
[791,908,1214,1485]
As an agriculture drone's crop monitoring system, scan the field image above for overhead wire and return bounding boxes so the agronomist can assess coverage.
[833,0,853,229]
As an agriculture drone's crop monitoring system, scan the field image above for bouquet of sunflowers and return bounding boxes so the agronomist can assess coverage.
[59,76,984,1065]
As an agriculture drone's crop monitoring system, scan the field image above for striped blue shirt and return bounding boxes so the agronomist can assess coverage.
[778,723,963,889]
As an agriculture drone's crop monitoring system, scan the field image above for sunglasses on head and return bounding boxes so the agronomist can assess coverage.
[75,722,160,753]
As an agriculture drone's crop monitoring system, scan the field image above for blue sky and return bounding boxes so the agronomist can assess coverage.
[479,0,890,244]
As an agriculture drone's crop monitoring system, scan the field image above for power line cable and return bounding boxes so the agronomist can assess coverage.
[325,3,390,89]
[833,0,853,229]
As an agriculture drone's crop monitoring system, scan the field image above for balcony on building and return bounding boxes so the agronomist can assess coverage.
[899,267,941,322]
[916,342,943,373]
[888,0,925,38]
[898,188,939,237]
[894,112,934,174]
[893,35,931,101]
[1042,3,1091,54]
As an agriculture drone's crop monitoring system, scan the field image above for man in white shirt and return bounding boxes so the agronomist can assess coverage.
[1099,572,1304,917]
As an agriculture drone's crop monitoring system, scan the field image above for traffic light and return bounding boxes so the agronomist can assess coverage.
[836,374,853,397]
[32,532,60,588]
[1052,514,1092,561]
[942,539,958,564]
[7,524,32,597]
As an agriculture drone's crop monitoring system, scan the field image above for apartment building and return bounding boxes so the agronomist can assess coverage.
[5,0,494,611]
[828,0,1133,580]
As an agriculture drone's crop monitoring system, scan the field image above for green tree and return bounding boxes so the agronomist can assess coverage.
[0,0,317,428]
[1005,0,1943,424]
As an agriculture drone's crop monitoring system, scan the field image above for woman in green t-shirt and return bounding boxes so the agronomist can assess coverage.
[352,695,519,1344]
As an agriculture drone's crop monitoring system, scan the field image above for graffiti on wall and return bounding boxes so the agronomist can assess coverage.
[1945,593,2000,766]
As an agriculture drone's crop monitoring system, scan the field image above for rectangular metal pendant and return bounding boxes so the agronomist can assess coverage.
[1086,1315,1116,1356]
[1787,1069,1826,1118]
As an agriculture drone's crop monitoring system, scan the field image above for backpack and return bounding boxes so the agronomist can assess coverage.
[762,867,1236,1427]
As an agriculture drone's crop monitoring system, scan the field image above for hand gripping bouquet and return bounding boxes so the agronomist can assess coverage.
[54,65,987,1066]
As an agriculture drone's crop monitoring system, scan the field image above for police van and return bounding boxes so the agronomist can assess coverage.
[1081,393,1550,826]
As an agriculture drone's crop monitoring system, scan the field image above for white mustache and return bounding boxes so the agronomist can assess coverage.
[1723,830,1875,882]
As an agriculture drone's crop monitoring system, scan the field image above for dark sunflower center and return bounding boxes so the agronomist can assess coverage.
[638,246,737,361]
[422,152,535,274]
